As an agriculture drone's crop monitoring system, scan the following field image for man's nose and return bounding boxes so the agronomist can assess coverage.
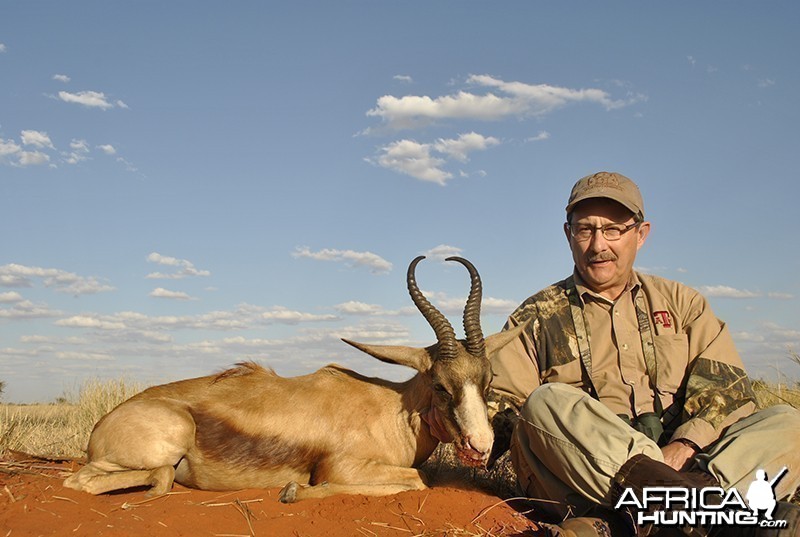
[588,229,609,250]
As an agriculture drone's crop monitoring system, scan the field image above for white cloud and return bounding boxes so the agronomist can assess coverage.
[18,151,50,166]
[53,74,71,83]
[116,100,129,109]
[758,78,776,88]
[0,291,24,303]
[423,244,464,261]
[432,132,500,162]
[333,301,415,317]
[767,292,794,300]
[367,74,645,129]
[21,130,55,149]
[0,263,114,296]
[393,75,413,83]
[0,138,22,157]
[370,132,500,185]
[70,139,89,152]
[260,306,338,324]
[0,43,6,53]
[292,246,393,274]
[146,252,211,279]
[372,139,450,184]
[97,144,117,155]
[698,285,760,299]
[63,138,91,164]
[0,299,61,319]
[335,301,386,315]
[525,131,551,143]
[58,90,117,109]
[149,287,196,301]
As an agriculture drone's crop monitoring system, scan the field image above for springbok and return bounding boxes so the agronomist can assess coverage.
[64,256,525,502]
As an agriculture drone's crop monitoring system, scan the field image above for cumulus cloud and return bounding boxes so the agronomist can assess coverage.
[370,132,500,185]
[146,252,210,279]
[55,303,338,340]
[697,285,760,299]
[367,74,645,130]
[525,131,551,143]
[0,299,61,319]
[53,74,71,83]
[58,90,119,110]
[0,291,24,303]
[292,247,393,274]
[21,130,55,149]
[0,43,6,53]
[149,287,196,301]
[97,144,117,155]
[18,151,50,166]
[0,263,114,296]
[423,244,464,261]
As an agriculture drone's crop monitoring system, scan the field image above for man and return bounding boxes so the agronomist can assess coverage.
[426,172,800,536]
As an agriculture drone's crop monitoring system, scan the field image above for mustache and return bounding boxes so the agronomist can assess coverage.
[587,252,618,263]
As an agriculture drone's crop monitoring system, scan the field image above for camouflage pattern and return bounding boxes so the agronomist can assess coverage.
[508,279,584,370]
[486,388,521,467]
[682,357,756,430]
[496,271,758,450]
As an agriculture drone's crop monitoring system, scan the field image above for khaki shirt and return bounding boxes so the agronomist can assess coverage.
[491,270,757,450]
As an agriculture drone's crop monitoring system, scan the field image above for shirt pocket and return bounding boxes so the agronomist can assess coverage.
[653,333,690,395]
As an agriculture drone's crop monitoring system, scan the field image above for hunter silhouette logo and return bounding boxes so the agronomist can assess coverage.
[746,467,787,520]
[615,467,790,530]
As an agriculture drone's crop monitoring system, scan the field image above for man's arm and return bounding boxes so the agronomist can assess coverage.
[668,292,757,450]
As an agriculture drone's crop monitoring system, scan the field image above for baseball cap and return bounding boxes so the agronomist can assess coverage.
[566,171,644,219]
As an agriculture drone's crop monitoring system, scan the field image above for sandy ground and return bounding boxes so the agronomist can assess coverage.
[0,453,543,537]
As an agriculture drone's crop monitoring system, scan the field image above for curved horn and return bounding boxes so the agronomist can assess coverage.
[446,256,486,358]
[407,256,458,360]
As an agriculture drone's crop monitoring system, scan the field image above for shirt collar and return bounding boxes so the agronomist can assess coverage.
[572,268,641,305]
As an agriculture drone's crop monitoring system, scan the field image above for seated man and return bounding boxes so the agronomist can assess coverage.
[427,172,800,536]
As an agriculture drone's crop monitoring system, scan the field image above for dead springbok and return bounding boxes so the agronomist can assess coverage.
[64,256,525,502]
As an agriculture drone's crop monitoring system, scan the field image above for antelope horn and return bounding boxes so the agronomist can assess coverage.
[407,256,458,360]
[446,256,486,358]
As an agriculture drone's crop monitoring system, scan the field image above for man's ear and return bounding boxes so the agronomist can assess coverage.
[636,221,651,250]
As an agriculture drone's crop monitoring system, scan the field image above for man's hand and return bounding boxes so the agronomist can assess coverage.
[661,440,699,471]
[422,406,453,443]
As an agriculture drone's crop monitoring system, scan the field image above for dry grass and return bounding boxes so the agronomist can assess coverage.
[1,371,799,502]
[0,377,145,458]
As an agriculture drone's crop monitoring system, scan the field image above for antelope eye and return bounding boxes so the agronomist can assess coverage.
[433,383,451,397]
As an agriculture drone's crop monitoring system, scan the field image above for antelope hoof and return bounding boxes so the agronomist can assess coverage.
[279,481,299,503]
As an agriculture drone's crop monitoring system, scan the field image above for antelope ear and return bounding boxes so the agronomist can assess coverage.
[483,319,531,357]
[342,339,433,372]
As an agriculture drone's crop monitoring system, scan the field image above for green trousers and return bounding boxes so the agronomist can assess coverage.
[512,383,800,519]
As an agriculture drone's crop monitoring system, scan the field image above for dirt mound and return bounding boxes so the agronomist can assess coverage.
[0,454,542,536]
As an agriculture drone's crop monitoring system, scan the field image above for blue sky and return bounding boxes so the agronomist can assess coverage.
[2,2,799,403]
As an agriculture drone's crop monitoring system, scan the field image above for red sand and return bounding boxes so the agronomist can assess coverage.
[0,454,542,536]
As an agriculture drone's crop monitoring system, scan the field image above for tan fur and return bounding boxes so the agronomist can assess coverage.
[64,258,529,502]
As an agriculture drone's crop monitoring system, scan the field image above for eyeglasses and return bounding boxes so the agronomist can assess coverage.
[567,221,640,242]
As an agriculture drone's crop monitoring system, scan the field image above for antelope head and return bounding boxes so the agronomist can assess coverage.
[343,256,526,467]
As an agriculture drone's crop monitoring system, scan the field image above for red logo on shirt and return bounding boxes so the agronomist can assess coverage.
[653,311,673,329]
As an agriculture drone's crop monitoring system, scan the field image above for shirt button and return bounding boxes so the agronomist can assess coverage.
[622,343,629,350]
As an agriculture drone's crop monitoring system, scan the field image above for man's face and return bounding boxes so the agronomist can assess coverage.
[564,198,650,299]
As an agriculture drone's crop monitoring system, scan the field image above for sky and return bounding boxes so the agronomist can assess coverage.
[2,2,799,403]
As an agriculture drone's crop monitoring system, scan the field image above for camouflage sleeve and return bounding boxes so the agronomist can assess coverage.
[486,387,522,468]
[669,295,757,449]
